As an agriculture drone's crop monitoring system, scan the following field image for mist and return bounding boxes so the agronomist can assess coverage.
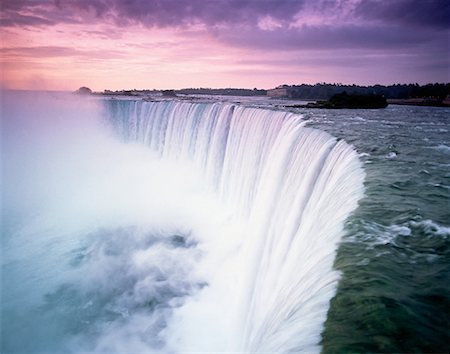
[1,92,364,353]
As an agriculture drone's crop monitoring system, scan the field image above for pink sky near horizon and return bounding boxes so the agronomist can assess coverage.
[1,0,449,91]
[1,23,360,91]
[2,23,260,90]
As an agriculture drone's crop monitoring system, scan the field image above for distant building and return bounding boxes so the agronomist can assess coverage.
[267,85,289,98]
[162,89,177,97]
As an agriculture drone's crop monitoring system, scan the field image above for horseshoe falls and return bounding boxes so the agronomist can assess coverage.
[106,100,365,352]
[1,92,365,353]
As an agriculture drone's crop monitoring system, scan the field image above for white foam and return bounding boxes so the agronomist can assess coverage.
[432,144,450,154]
[3,94,365,353]
[386,151,397,159]
[107,99,365,353]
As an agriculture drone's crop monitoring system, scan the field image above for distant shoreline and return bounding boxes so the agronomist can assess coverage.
[92,91,450,108]
[64,82,450,108]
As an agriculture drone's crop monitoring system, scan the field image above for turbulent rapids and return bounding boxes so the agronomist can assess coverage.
[106,100,365,353]
[2,94,364,353]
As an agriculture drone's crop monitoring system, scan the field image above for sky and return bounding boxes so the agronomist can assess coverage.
[1,0,449,91]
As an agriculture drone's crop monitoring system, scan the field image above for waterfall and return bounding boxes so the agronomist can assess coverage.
[105,99,365,353]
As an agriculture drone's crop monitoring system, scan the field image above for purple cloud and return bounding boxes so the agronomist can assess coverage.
[1,0,307,27]
[354,0,450,29]
[213,24,440,51]
[2,0,448,50]
[0,13,54,27]
[3,0,448,29]
[0,46,125,59]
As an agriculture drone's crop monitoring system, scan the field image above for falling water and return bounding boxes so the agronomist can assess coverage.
[106,100,365,353]
[2,93,364,353]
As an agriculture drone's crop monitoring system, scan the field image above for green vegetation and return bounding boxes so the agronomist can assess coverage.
[270,83,450,100]
[75,87,92,95]
[305,92,388,109]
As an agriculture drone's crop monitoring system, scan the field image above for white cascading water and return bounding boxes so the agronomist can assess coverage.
[105,100,365,353]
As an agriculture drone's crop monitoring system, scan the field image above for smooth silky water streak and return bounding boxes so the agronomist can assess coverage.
[106,99,365,353]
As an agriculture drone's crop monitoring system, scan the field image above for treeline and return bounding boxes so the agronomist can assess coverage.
[278,83,450,100]
[175,87,267,96]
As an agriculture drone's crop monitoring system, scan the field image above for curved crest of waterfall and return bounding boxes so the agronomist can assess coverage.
[105,100,365,353]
